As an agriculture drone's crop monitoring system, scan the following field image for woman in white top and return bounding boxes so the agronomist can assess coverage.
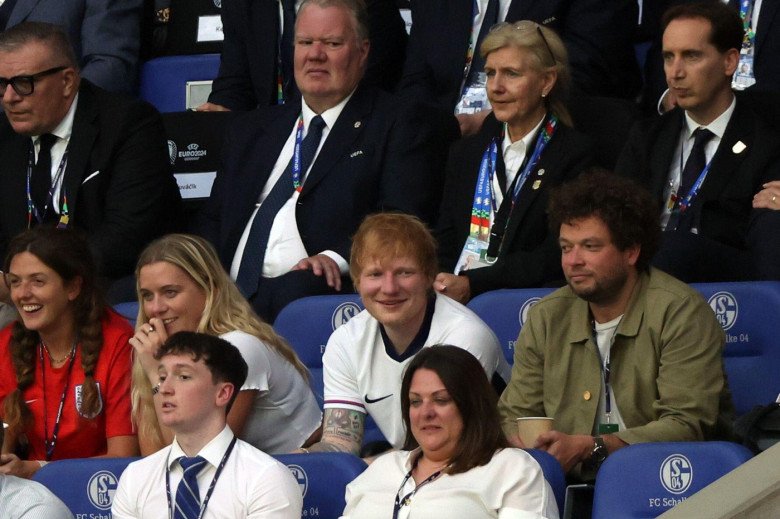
[341,345,558,519]
[130,234,321,455]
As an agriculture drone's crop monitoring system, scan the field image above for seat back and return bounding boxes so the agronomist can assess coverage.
[113,301,140,329]
[275,452,367,519]
[467,288,555,364]
[32,457,140,516]
[274,295,386,444]
[524,449,566,513]
[592,441,753,519]
[692,281,780,414]
[139,54,221,112]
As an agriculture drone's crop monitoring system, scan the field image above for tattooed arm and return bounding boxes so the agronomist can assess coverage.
[304,408,365,455]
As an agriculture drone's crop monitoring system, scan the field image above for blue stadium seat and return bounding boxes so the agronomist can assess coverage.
[32,457,140,516]
[112,301,139,329]
[275,452,367,519]
[274,295,387,444]
[592,441,753,519]
[524,448,566,513]
[691,281,780,415]
[467,288,555,364]
[138,54,221,112]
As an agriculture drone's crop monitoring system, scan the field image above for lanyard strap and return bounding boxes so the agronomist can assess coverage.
[470,137,500,241]
[39,340,78,461]
[291,115,308,192]
[591,323,613,419]
[166,435,237,519]
[740,0,755,45]
[671,137,713,214]
[392,457,443,519]
[484,115,558,259]
[26,142,71,229]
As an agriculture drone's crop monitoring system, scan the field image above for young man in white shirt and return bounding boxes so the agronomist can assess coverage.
[112,332,302,519]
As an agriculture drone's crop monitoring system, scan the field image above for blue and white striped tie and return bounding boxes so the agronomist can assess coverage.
[174,456,208,519]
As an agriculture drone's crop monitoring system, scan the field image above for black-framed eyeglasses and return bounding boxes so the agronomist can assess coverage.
[0,66,68,97]
[490,21,556,66]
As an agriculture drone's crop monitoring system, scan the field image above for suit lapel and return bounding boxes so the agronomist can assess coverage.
[700,100,752,200]
[756,0,780,52]
[299,87,374,195]
[0,123,32,232]
[7,0,39,26]
[649,110,683,202]
[63,83,99,218]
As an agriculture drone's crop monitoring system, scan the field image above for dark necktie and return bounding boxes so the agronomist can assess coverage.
[466,0,500,86]
[0,0,18,30]
[235,115,326,297]
[32,134,57,213]
[174,456,208,519]
[280,0,296,100]
[679,128,714,198]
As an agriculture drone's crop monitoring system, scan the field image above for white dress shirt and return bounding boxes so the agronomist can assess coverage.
[230,93,354,280]
[0,475,73,519]
[31,94,78,214]
[112,426,302,519]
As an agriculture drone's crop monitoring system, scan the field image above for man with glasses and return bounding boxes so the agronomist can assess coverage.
[0,22,180,298]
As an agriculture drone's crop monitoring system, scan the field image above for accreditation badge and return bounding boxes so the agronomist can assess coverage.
[732,53,756,90]
[454,236,495,273]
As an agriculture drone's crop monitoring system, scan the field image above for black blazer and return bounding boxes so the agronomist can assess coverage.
[0,81,181,279]
[615,100,780,281]
[199,84,442,268]
[208,0,408,110]
[398,0,641,110]
[436,113,595,295]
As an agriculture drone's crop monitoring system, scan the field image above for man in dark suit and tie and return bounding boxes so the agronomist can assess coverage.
[0,22,181,292]
[199,0,440,323]
[616,2,780,282]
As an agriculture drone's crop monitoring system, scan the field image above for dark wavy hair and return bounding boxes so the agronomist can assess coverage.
[547,168,660,271]
[2,227,106,430]
[401,345,508,475]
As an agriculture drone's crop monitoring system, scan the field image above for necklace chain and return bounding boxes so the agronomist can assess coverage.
[41,340,75,364]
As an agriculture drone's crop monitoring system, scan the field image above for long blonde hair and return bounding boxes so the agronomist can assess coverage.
[130,234,309,445]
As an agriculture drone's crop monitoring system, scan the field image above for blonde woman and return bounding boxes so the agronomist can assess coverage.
[130,234,321,455]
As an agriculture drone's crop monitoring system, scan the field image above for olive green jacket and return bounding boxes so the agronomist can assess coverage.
[498,268,735,444]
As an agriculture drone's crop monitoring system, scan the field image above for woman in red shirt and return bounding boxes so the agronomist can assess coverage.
[0,227,138,478]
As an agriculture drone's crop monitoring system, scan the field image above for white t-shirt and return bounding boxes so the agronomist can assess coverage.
[340,448,559,519]
[221,330,321,453]
[112,426,302,519]
[323,293,510,449]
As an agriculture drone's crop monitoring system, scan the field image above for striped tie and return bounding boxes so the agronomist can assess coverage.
[174,456,208,519]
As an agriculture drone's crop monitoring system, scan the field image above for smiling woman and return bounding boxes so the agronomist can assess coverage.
[130,234,322,455]
[0,227,137,479]
[340,345,559,518]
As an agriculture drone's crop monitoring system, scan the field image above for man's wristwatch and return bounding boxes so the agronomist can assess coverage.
[589,436,608,467]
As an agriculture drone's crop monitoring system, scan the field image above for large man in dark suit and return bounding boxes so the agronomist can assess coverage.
[0,23,181,283]
[0,0,142,92]
[398,0,641,137]
[198,0,407,111]
[616,2,780,282]
[199,0,440,322]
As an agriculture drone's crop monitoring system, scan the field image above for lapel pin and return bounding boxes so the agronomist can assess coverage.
[732,141,746,154]
[532,180,542,190]
[537,168,545,176]
[354,121,361,128]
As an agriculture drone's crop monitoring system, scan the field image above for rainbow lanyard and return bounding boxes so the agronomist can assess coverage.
[740,0,756,49]
[291,115,315,192]
[26,142,70,229]
[469,115,558,243]
[669,134,714,214]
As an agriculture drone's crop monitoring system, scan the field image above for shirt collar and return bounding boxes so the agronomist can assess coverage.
[168,425,235,470]
[33,92,78,144]
[683,94,735,141]
[501,114,546,156]
[301,88,355,134]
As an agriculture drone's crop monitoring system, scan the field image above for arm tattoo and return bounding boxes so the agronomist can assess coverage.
[308,408,365,454]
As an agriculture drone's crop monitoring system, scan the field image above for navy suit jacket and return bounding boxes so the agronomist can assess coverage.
[0,81,181,279]
[6,0,141,92]
[208,0,408,110]
[200,84,441,268]
[615,100,780,281]
[398,0,641,111]
[436,113,595,295]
